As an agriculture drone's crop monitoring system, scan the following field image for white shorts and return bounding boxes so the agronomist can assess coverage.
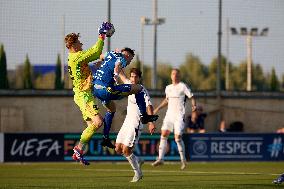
[116,118,143,148]
[161,114,185,135]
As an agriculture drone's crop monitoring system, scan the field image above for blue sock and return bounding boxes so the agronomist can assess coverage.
[135,91,146,115]
[103,111,115,138]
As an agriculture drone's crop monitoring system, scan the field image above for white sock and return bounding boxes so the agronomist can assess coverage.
[175,138,186,161]
[158,136,167,160]
[125,153,139,173]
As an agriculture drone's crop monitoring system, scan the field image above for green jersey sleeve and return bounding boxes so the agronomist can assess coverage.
[73,38,104,64]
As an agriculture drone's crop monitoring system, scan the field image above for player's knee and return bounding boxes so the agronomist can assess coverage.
[115,144,123,154]
[90,115,104,129]
[122,146,132,156]
[105,102,116,112]
[174,135,182,142]
[161,132,170,138]
[87,116,104,131]
[175,138,181,143]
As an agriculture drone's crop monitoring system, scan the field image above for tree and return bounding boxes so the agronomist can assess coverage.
[202,56,226,91]
[157,63,172,90]
[125,57,152,88]
[55,54,64,89]
[230,61,247,91]
[252,64,267,91]
[0,44,9,89]
[23,54,33,89]
[179,53,208,90]
[270,67,280,91]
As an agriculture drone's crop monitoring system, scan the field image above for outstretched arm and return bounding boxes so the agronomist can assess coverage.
[78,36,105,64]
[154,98,168,114]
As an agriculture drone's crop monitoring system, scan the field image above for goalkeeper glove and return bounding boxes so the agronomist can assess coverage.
[98,22,114,35]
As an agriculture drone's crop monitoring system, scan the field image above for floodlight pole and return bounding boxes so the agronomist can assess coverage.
[61,14,65,85]
[153,0,158,89]
[140,17,145,76]
[217,0,222,97]
[216,0,222,132]
[141,0,165,89]
[230,27,268,91]
[246,34,252,91]
[225,18,230,90]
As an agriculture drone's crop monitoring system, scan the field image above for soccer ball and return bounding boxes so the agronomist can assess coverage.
[106,24,115,37]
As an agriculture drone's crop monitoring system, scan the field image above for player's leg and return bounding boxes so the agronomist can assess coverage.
[175,134,186,170]
[152,120,172,167]
[92,87,116,148]
[151,130,169,166]
[115,120,143,182]
[73,93,103,165]
[122,145,143,182]
[115,124,127,155]
[174,118,187,170]
[74,114,103,165]
[101,101,116,148]
[115,143,123,155]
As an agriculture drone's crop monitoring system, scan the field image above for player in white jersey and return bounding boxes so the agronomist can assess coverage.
[151,68,197,170]
[115,68,156,182]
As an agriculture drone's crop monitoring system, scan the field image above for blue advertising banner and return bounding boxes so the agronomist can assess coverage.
[3,133,283,162]
[64,133,180,161]
[184,133,284,161]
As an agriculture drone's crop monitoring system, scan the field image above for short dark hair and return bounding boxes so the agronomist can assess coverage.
[129,68,142,78]
[121,47,135,56]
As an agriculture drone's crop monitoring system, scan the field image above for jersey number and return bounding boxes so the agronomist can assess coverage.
[68,66,74,80]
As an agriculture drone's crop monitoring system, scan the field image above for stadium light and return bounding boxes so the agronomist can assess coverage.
[260,27,269,36]
[140,0,165,89]
[250,28,258,36]
[230,27,238,35]
[240,27,247,35]
[230,27,269,91]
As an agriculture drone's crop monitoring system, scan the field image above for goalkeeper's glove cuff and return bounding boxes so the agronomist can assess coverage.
[99,34,106,40]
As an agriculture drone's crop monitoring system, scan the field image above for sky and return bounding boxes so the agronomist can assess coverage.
[1,0,284,77]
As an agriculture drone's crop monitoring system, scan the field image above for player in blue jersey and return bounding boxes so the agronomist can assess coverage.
[92,47,158,148]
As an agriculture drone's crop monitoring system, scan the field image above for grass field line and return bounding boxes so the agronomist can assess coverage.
[37,168,280,176]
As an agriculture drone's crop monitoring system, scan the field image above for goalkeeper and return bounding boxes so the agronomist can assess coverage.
[64,22,114,165]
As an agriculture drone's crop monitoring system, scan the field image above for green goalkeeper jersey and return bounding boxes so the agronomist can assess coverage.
[67,38,104,93]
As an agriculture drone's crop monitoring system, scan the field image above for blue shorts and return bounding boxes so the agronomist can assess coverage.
[93,84,132,105]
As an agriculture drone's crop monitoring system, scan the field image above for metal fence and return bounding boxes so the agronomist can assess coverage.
[1,0,283,89]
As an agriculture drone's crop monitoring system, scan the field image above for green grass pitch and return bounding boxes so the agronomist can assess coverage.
[0,162,283,189]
